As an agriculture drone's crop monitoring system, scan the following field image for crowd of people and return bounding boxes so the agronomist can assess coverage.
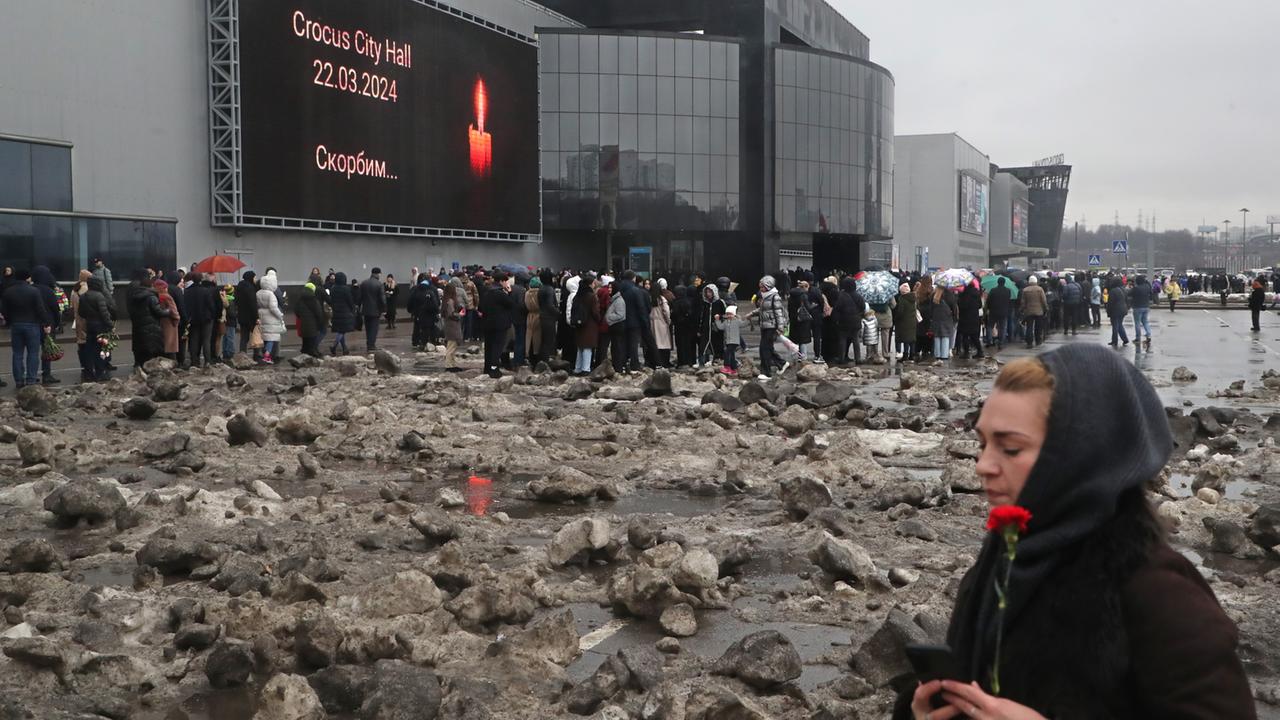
[2,259,1277,387]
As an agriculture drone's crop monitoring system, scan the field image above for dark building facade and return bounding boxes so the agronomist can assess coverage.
[536,0,894,286]
[999,163,1072,259]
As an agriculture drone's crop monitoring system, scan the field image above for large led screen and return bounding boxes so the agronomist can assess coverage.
[236,0,540,235]
[1012,199,1029,246]
[958,172,989,236]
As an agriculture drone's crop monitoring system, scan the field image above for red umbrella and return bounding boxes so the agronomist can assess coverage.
[192,255,246,275]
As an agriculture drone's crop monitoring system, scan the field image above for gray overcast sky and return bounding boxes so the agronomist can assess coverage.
[832,0,1280,233]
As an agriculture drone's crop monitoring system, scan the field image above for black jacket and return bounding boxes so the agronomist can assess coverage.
[786,287,813,344]
[1249,286,1266,311]
[31,266,61,333]
[77,278,116,334]
[295,287,325,338]
[186,281,219,324]
[0,281,51,326]
[407,283,440,320]
[620,280,649,331]
[480,285,517,332]
[127,283,168,358]
[1106,286,1129,318]
[834,279,863,334]
[235,277,259,325]
[1128,283,1152,309]
[986,284,1012,318]
[360,276,386,318]
[537,283,558,320]
[328,274,356,332]
[957,286,983,334]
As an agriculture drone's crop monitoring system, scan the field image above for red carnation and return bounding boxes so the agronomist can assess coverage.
[986,505,1032,534]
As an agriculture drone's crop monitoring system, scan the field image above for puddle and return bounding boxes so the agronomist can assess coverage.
[1179,547,1280,577]
[70,563,135,588]
[1169,473,1266,501]
[499,491,729,521]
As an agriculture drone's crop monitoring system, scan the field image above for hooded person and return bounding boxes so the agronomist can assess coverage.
[295,281,326,357]
[441,277,466,370]
[696,283,726,366]
[755,275,787,378]
[256,270,285,363]
[76,276,117,380]
[900,346,1255,719]
[650,278,674,367]
[406,273,441,351]
[891,283,918,361]
[571,273,602,374]
[536,269,558,363]
[524,277,544,363]
[834,276,864,364]
[234,270,259,353]
[128,270,170,367]
[28,266,63,383]
[669,285,695,367]
[1019,275,1047,348]
[1090,277,1103,327]
[327,272,356,355]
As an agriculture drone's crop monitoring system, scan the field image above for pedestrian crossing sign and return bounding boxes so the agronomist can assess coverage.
[1088,254,1102,266]
[1112,240,1128,254]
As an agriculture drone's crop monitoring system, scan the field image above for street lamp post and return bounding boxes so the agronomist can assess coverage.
[1240,208,1250,272]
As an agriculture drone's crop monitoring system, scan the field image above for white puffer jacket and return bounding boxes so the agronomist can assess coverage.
[256,273,286,340]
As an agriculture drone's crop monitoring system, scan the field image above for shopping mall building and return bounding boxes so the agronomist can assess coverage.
[0,0,897,289]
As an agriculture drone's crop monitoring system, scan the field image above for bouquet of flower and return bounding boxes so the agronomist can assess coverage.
[986,505,1032,696]
[97,331,120,360]
[41,334,64,362]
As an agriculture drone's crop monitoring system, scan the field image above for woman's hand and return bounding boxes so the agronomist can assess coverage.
[918,681,1046,720]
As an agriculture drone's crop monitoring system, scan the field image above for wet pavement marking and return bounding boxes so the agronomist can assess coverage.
[579,619,630,651]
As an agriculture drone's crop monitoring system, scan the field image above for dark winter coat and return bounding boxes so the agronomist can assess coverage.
[186,281,219,325]
[31,265,61,333]
[931,291,958,338]
[407,282,440,321]
[295,286,325,339]
[359,275,386,318]
[1128,283,1152,309]
[573,287,601,349]
[786,287,813,344]
[986,283,1013,319]
[891,292,917,339]
[834,278,863,334]
[1061,281,1083,305]
[235,275,259,325]
[1249,285,1266,311]
[328,273,356,333]
[0,281,50,326]
[480,285,516,332]
[620,280,650,331]
[127,283,167,359]
[1107,285,1129,318]
[957,286,983,334]
[77,277,116,336]
[442,292,464,343]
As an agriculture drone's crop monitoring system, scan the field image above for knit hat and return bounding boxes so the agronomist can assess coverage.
[657,278,668,290]
[725,305,737,316]
[1028,275,1039,285]
[760,275,776,290]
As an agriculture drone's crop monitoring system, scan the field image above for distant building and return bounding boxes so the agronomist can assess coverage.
[891,133,990,271]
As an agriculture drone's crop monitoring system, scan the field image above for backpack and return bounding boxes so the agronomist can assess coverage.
[796,300,812,324]
[605,292,626,326]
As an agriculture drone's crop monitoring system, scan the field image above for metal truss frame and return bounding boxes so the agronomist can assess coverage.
[206,0,542,243]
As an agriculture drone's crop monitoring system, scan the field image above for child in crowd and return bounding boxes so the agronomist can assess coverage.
[715,305,742,376]
[861,308,880,363]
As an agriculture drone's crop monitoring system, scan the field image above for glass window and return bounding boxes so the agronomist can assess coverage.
[559,114,579,151]
[619,75,638,113]
[675,77,693,115]
[32,215,74,279]
[580,75,599,112]
[656,76,675,115]
[599,35,619,74]
[656,38,674,76]
[618,36,638,74]
[709,117,727,155]
[638,115,657,153]
[541,150,558,183]
[558,74,579,112]
[727,45,740,81]
[656,154,676,190]
[781,50,795,87]
[693,41,710,78]
[709,155,726,193]
[559,35,578,72]
[820,91,831,127]
[727,156,739,193]
[0,213,34,271]
[0,140,33,209]
[675,40,693,77]
[709,79,726,117]
[676,157,693,191]
[637,36,657,75]
[539,33,559,72]
[619,152,638,188]
[675,116,694,154]
[692,117,710,152]
[726,120,738,157]
[600,113,620,146]
[726,81,739,119]
[581,152,600,189]
[638,75,656,110]
[656,114,675,153]
[541,113,559,150]
[692,154,709,192]
[600,76,619,112]
[578,35,599,73]
[710,43,727,79]
[780,86,794,124]
[540,72,558,109]
[29,145,71,212]
[619,114,638,151]
[795,123,808,161]
[693,78,710,116]
[580,113,600,148]
[638,152,657,189]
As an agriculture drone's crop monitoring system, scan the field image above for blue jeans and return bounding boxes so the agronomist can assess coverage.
[1110,316,1129,345]
[263,340,279,358]
[574,347,593,374]
[933,335,952,359]
[10,323,41,385]
[222,325,237,358]
[364,317,379,350]
[1132,308,1150,339]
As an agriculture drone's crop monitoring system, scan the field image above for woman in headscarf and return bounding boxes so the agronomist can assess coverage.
[914,276,934,362]
[327,272,355,355]
[930,285,958,362]
[670,285,696,367]
[956,282,985,360]
[650,278,674,368]
[256,271,285,364]
[524,277,543,365]
[571,273,601,375]
[892,283,917,363]
[902,346,1255,719]
[295,282,326,358]
[383,274,399,329]
[153,277,180,362]
[70,269,93,381]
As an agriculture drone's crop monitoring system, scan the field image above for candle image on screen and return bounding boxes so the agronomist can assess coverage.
[468,77,492,178]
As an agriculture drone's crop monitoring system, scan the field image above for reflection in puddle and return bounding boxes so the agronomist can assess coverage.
[466,475,494,516]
